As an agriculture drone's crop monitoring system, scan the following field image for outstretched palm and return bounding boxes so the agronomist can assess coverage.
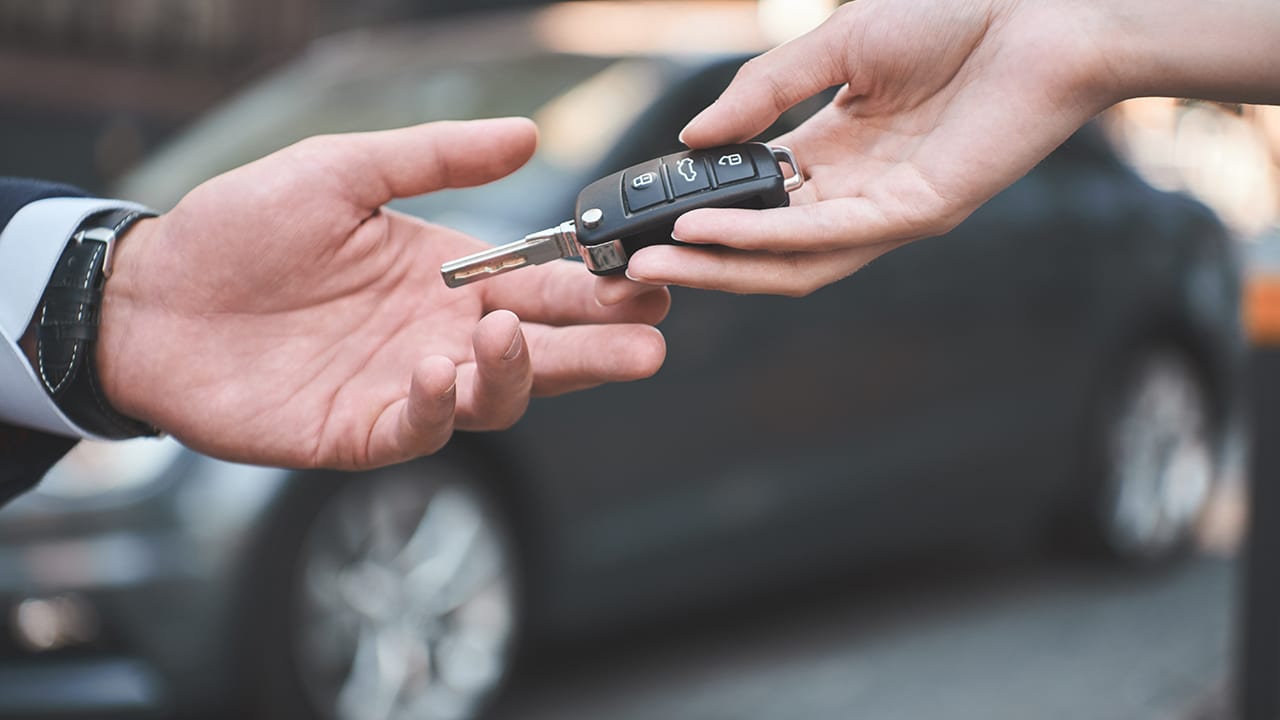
[100,119,668,469]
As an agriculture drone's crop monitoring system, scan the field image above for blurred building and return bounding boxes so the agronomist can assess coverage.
[0,0,580,191]
[1104,100,1280,240]
[0,0,321,190]
[0,0,843,192]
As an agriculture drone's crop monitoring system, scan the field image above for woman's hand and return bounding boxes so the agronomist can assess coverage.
[619,0,1279,298]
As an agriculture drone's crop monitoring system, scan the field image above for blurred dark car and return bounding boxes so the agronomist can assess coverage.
[0,4,1245,720]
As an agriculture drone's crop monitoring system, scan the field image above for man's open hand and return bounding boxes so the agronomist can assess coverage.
[96,118,669,469]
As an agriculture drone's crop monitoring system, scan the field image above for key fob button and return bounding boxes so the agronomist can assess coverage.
[623,163,668,212]
[710,149,756,185]
[667,156,711,198]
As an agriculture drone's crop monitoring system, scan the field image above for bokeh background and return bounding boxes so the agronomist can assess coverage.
[2,2,1279,720]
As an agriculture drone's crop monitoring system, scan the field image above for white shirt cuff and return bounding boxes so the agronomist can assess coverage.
[0,198,153,439]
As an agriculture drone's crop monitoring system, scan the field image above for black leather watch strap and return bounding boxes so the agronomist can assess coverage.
[36,208,159,439]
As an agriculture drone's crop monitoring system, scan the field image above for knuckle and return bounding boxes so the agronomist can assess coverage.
[829,0,859,28]
[292,133,336,157]
[419,141,451,187]
[763,72,795,115]
[284,134,354,191]
[735,55,766,85]
[777,254,820,298]
[806,205,852,250]
[736,57,788,110]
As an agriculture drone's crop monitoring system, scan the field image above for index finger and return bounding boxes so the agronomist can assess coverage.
[671,197,911,253]
[679,6,853,147]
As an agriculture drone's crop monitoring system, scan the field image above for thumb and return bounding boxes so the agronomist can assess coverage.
[307,117,539,210]
[679,11,851,148]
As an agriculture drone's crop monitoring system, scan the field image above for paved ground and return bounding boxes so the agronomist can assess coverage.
[487,445,1249,720]
[489,553,1236,720]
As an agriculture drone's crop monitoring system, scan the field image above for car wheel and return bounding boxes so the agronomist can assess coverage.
[290,465,519,720]
[1089,350,1217,563]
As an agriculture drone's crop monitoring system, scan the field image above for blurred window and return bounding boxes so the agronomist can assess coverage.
[116,45,673,238]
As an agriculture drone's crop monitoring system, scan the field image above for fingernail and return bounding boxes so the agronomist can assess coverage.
[502,330,523,360]
[677,121,697,146]
[677,122,697,146]
[680,103,714,145]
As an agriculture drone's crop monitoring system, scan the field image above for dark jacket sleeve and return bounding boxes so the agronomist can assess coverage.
[0,177,93,507]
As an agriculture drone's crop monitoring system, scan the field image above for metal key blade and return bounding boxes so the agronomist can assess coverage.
[441,221,580,288]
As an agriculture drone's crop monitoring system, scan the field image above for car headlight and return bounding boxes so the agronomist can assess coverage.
[35,437,185,500]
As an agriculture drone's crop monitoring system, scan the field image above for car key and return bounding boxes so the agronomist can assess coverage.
[440,142,803,287]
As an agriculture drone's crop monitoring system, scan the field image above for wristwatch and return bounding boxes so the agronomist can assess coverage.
[35,208,160,439]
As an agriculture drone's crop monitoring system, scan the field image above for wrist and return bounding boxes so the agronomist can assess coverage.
[24,208,160,439]
[95,216,159,426]
[1093,0,1280,105]
[1001,1,1130,120]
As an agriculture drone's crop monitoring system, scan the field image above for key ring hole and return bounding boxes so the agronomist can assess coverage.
[769,145,805,192]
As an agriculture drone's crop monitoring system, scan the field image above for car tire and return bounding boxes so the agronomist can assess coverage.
[1078,348,1219,564]
[252,460,521,720]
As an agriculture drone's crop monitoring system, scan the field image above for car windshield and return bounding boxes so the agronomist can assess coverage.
[115,43,674,242]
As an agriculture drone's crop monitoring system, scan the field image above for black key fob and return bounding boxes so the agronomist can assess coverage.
[440,143,804,288]
[573,143,803,275]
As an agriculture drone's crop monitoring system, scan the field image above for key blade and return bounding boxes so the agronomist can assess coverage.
[441,243,535,288]
[441,221,580,288]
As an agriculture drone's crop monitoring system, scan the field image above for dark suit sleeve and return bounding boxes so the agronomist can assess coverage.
[0,423,77,506]
[0,178,91,228]
[0,177,93,507]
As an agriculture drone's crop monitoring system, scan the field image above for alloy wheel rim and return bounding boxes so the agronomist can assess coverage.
[1105,356,1214,558]
[294,473,515,720]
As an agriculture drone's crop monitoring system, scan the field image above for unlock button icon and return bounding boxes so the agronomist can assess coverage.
[712,150,756,185]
